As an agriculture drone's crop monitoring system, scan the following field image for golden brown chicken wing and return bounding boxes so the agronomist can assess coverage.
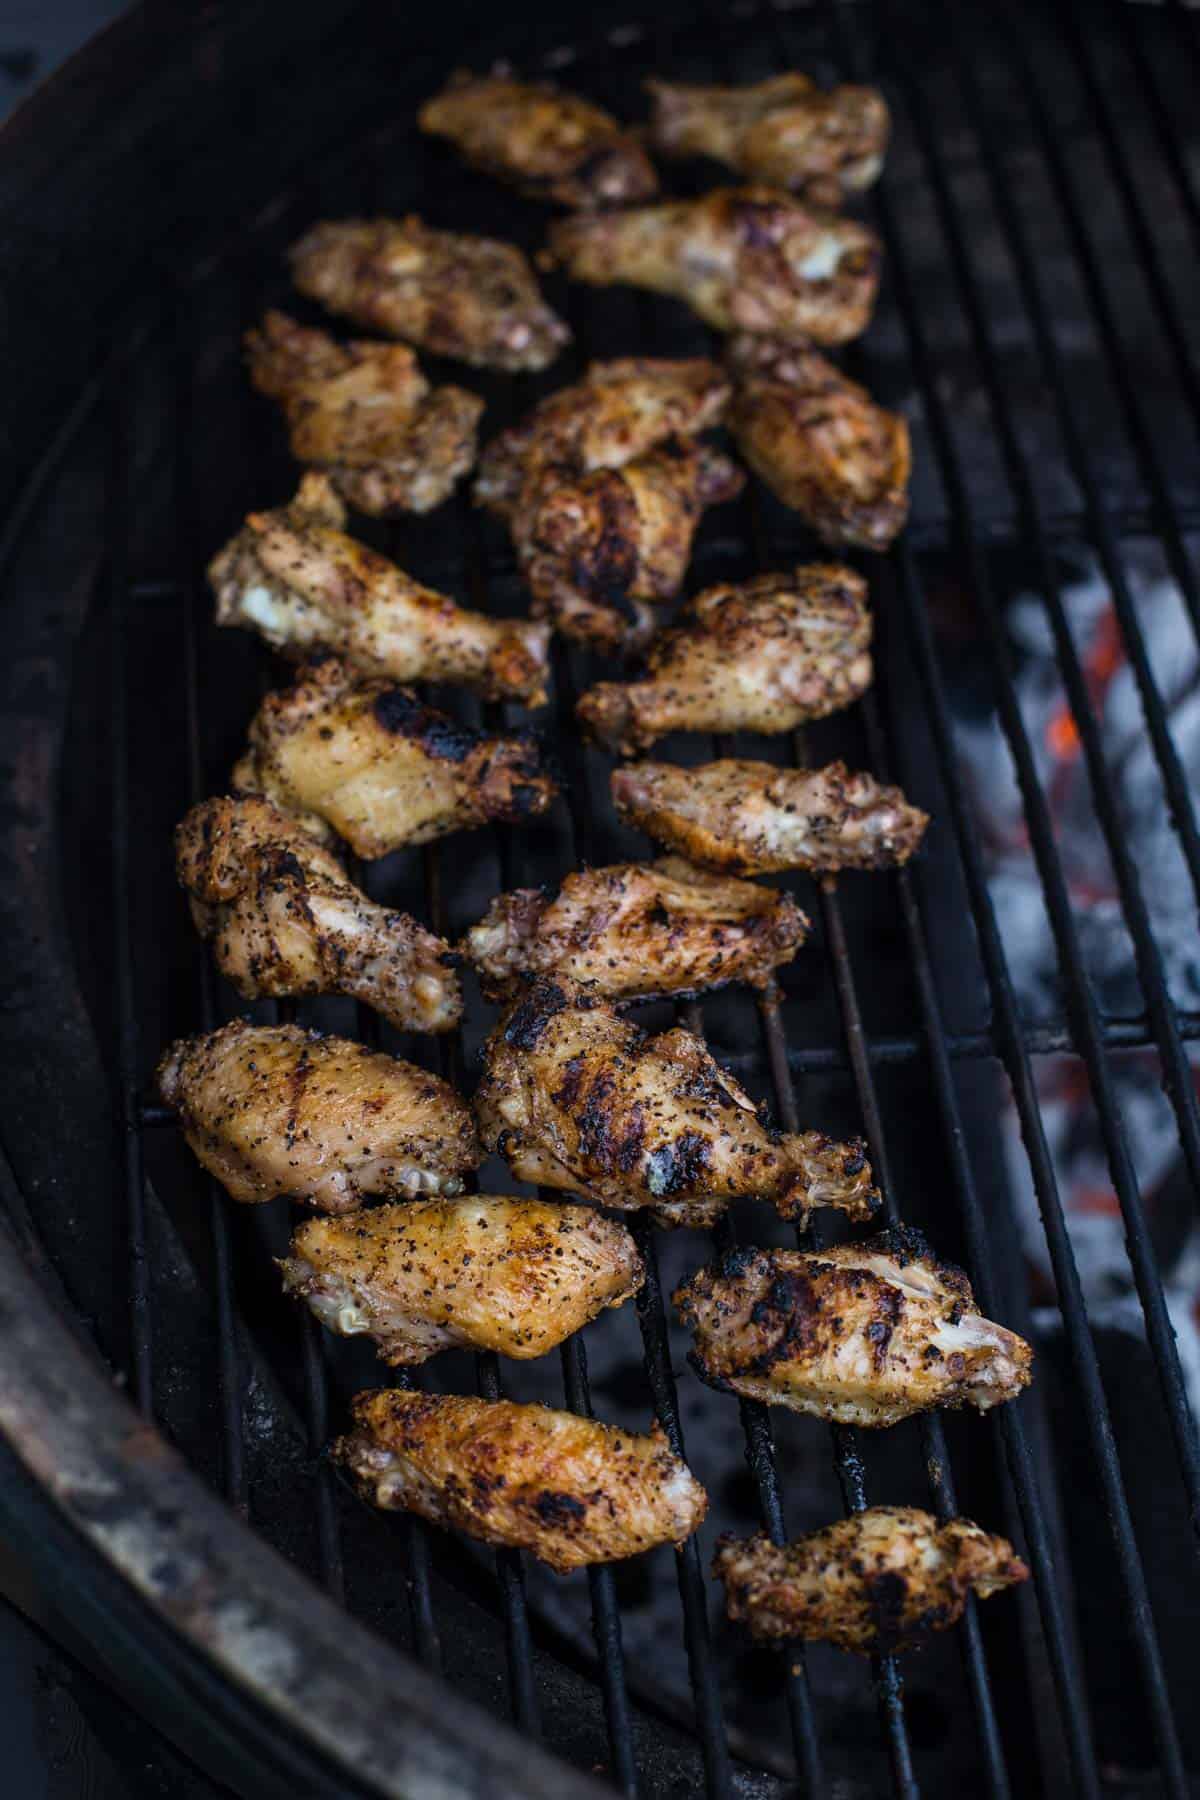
[475,978,879,1228]
[728,335,910,550]
[156,1021,480,1210]
[288,218,569,372]
[577,566,872,754]
[243,312,482,517]
[522,441,745,652]
[647,74,889,205]
[210,474,549,705]
[463,855,808,1003]
[612,759,929,876]
[474,356,732,522]
[334,1389,706,1571]
[548,188,881,344]
[675,1233,1032,1427]
[713,1509,1028,1654]
[419,71,658,208]
[280,1195,642,1365]
[232,657,558,860]
[176,795,461,1032]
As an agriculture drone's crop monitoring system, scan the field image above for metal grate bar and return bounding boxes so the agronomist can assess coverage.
[1104,0,1200,257]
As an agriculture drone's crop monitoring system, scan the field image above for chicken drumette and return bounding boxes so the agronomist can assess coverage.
[289,218,569,372]
[232,657,558,860]
[577,565,873,754]
[713,1509,1028,1655]
[522,440,745,652]
[647,74,889,206]
[210,474,549,705]
[156,1021,480,1210]
[335,1389,705,1571]
[176,795,461,1032]
[281,1195,642,1366]
[612,759,929,876]
[548,188,881,344]
[475,979,879,1229]
[728,334,910,550]
[464,856,808,1003]
[675,1233,1032,1426]
[243,312,482,516]
[419,70,658,209]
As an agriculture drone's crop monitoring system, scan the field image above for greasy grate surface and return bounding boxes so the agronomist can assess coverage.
[13,0,1200,1794]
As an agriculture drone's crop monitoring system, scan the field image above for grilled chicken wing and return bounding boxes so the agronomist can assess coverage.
[464,856,808,1003]
[675,1233,1032,1427]
[243,312,481,517]
[156,1021,480,1210]
[647,74,889,205]
[210,474,549,705]
[612,759,928,876]
[281,1195,642,1365]
[419,71,658,209]
[714,1510,1028,1654]
[476,979,879,1228]
[578,566,872,754]
[548,189,881,344]
[523,441,745,653]
[232,657,558,859]
[475,356,731,522]
[289,218,569,372]
[728,335,910,550]
[335,1389,705,1571]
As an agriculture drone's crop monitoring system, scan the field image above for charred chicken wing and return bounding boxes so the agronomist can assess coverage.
[522,441,745,653]
[714,1509,1028,1654]
[243,312,482,516]
[464,856,808,1002]
[210,474,549,704]
[156,1021,480,1210]
[578,565,873,754]
[476,979,879,1228]
[419,71,658,209]
[648,74,889,205]
[675,1233,1032,1426]
[289,218,569,372]
[728,335,910,550]
[548,188,881,344]
[232,657,558,859]
[612,758,929,876]
[335,1389,706,1570]
[281,1195,642,1365]
[176,795,461,1032]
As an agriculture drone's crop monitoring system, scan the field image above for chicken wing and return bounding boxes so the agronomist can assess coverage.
[728,335,910,550]
[548,188,881,344]
[232,656,558,860]
[280,1195,642,1365]
[243,312,482,517]
[334,1389,705,1571]
[578,566,872,754]
[647,74,889,205]
[175,795,461,1033]
[522,441,745,653]
[289,218,569,372]
[612,759,929,876]
[675,1233,1032,1427]
[474,356,731,522]
[210,473,549,705]
[713,1510,1028,1654]
[475,978,879,1228]
[419,71,658,209]
[463,856,808,1003]
[156,1020,480,1210]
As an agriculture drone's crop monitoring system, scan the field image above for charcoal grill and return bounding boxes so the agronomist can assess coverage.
[1,0,1198,1793]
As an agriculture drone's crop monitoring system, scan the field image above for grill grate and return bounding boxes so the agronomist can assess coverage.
[81,1,1199,1794]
